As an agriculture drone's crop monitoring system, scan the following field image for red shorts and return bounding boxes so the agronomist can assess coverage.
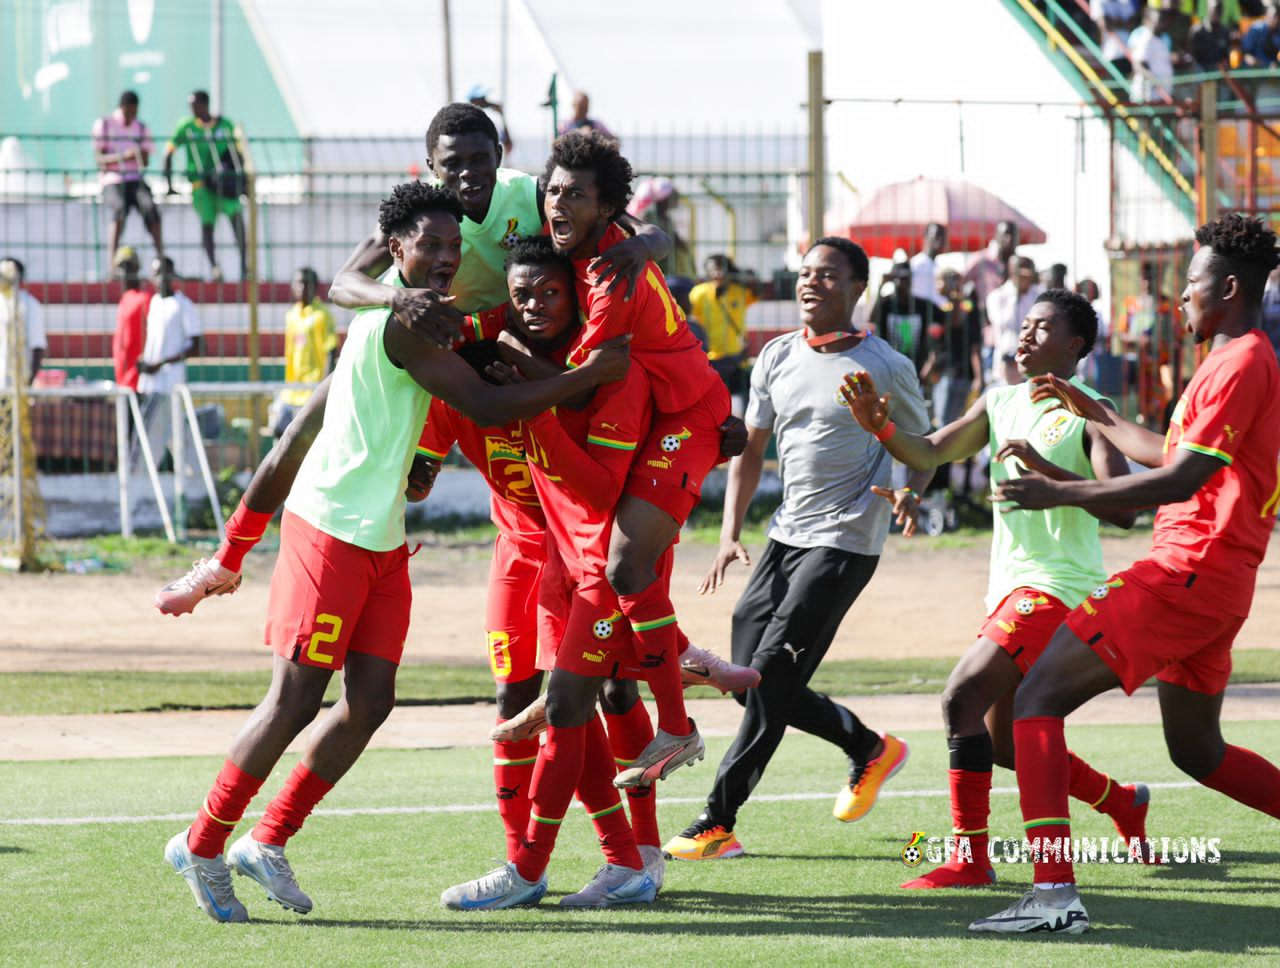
[265,511,411,670]
[1064,558,1243,696]
[535,547,680,680]
[624,381,731,524]
[978,587,1071,676]
[485,531,542,683]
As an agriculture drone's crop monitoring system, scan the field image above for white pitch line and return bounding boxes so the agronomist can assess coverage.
[0,781,1201,828]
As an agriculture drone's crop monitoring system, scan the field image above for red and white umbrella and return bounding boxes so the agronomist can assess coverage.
[845,176,1047,258]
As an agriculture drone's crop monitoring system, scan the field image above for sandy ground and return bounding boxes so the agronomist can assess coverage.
[3,530,1278,759]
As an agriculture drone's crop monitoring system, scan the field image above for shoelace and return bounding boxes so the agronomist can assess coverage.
[169,559,217,592]
[259,845,298,884]
[474,865,517,895]
[198,859,238,903]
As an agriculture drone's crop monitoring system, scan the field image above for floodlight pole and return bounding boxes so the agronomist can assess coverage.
[212,0,223,113]
[806,50,826,248]
[442,0,455,102]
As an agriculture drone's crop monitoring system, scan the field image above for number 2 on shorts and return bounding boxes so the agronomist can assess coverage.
[306,613,344,665]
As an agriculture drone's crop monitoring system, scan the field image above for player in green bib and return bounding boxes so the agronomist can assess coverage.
[328,102,670,345]
[156,182,631,924]
[162,90,246,280]
[842,288,1152,889]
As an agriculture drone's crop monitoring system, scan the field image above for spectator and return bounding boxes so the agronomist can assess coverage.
[1091,0,1140,76]
[269,267,337,437]
[985,254,1043,387]
[872,260,939,382]
[1261,265,1280,359]
[929,269,984,428]
[689,254,759,417]
[1130,7,1176,103]
[557,90,616,141]
[135,257,202,469]
[909,221,948,308]
[1242,2,1280,65]
[0,257,46,388]
[962,219,1019,308]
[466,85,513,156]
[163,90,247,282]
[111,246,152,391]
[1189,0,1236,71]
[1040,261,1069,290]
[628,176,696,279]
[1119,261,1176,427]
[93,90,165,272]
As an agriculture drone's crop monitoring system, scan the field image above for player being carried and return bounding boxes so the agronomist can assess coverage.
[841,287,1152,891]
[154,183,629,923]
[411,237,756,893]
[970,213,1280,935]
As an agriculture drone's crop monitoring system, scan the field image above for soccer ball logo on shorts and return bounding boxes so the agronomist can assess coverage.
[900,831,926,867]
[593,610,623,640]
[1090,578,1124,601]
[1015,594,1048,616]
[660,427,693,453]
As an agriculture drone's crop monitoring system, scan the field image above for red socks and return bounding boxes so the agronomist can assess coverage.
[1201,744,1280,819]
[1013,716,1075,884]
[616,581,688,737]
[514,723,587,883]
[493,730,539,861]
[187,759,265,858]
[577,715,643,870]
[216,501,273,572]
[948,768,992,868]
[605,700,660,848]
[252,763,335,847]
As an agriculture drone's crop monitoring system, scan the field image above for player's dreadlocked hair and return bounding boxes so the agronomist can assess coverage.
[810,236,870,282]
[543,130,633,215]
[378,182,463,239]
[1035,288,1098,360]
[425,102,501,156]
[1195,212,1280,301]
[504,234,573,275]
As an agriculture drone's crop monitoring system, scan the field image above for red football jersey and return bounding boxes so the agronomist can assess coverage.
[457,306,509,345]
[418,398,545,558]
[1152,329,1280,615]
[565,222,720,414]
[525,364,653,582]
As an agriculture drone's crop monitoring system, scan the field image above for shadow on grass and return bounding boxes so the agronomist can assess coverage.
[287,883,1280,954]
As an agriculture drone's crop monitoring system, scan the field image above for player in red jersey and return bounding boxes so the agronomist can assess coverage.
[442,236,665,909]
[971,213,1280,935]
[537,131,735,785]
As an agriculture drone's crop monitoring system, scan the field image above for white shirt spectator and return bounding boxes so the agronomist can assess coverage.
[986,280,1044,384]
[0,287,47,388]
[909,251,945,307]
[1130,25,1173,103]
[1090,0,1137,63]
[140,292,202,394]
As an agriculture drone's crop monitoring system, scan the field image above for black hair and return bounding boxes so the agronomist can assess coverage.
[190,89,209,103]
[426,102,500,157]
[543,130,633,215]
[153,256,176,273]
[810,236,870,282]
[378,181,463,239]
[1034,287,1098,360]
[2,256,25,282]
[1195,212,1279,302]
[120,90,139,106]
[504,234,573,276]
[296,266,318,287]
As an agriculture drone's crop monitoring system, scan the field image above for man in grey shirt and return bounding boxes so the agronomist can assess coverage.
[664,236,934,862]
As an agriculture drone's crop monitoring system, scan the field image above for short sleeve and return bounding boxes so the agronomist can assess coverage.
[887,354,930,434]
[140,122,155,154]
[745,346,776,430]
[1174,349,1271,466]
[319,307,338,353]
[418,397,458,460]
[181,296,203,339]
[91,117,106,147]
[587,366,650,452]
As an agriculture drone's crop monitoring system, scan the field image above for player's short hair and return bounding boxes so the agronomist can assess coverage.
[543,130,633,215]
[504,234,573,277]
[425,102,501,157]
[1035,287,1098,360]
[190,89,209,104]
[119,90,139,107]
[1194,212,1279,301]
[295,266,318,287]
[810,236,870,282]
[378,182,463,239]
[152,255,176,274]
[1,256,25,282]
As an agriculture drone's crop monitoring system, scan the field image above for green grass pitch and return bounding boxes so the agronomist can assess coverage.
[3,723,1278,967]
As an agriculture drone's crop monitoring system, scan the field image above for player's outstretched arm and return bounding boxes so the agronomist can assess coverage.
[328,230,462,348]
[589,212,672,300]
[995,447,1224,514]
[840,370,989,470]
[1028,373,1165,468]
[386,323,630,427]
[700,425,770,595]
